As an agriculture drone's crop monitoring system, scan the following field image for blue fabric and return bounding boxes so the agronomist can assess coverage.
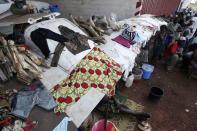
[164,35,173,47]
[11,82,57,118]
[133,32,144,43]
[53,117,72,131]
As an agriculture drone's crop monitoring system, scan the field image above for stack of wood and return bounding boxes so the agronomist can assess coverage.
[0,37,44,85]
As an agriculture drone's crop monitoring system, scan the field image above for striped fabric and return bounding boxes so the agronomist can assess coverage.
[141,0,181,16]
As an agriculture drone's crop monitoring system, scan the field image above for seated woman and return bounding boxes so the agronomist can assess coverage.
[163,39,183,71]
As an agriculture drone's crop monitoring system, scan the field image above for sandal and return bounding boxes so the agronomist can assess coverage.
[138,121,152,131]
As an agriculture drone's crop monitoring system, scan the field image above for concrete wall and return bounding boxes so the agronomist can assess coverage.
[38,0,138,20]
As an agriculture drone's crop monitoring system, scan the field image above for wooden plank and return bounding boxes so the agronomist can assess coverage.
[0,12,60,26]
[25,50,42,65]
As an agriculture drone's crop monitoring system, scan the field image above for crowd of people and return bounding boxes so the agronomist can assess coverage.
[151,8,197,77]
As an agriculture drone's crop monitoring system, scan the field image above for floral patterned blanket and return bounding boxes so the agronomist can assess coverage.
[51,47,122,113]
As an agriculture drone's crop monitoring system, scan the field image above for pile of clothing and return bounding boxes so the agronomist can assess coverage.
[0,89,37,131]
[0,81,57,131]
[11,81,57,118]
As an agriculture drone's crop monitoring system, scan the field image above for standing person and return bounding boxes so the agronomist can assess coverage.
[152,26,167,64]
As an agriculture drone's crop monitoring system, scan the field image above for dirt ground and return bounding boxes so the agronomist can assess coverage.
[1,64,196,131]
[120,65,197,131]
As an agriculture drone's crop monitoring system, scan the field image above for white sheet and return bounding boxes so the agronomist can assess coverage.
[66,88,105,127]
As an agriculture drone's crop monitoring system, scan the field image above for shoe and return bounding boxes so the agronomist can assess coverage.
[138,121,152,131]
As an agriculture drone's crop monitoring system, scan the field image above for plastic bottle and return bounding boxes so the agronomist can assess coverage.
[125,74,134,88]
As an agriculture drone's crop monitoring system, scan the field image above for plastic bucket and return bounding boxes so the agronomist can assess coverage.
[142,64,154,80]
[92,119,118,131]
[149,87,163,101]
[132,68,143,81]
[49,4,60,12]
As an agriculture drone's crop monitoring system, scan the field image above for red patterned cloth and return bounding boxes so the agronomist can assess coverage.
[51,47,122,113]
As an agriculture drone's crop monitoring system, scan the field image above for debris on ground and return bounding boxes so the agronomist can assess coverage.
[185,109,190,113]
